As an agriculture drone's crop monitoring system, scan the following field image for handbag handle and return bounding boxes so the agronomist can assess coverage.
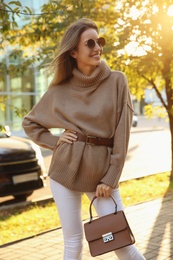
[89,196,118,223]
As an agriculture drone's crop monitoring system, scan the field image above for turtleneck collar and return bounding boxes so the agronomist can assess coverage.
[70,60,111,88]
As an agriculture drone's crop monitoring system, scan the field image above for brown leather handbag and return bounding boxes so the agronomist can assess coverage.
[84,196,135,257]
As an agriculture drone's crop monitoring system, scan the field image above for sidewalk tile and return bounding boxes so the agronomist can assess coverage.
[0,194,173,260]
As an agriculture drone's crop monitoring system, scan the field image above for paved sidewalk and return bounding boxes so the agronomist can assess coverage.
[0,194,173,260]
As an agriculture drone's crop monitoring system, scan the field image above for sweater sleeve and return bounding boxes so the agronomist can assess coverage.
[22,90,59,150]
[100,80,134,188]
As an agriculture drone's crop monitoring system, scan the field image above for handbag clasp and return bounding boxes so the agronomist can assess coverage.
[102,232,114,243]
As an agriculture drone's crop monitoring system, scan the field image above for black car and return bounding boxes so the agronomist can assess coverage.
[0,126,47,200]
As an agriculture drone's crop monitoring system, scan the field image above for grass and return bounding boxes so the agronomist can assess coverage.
[0,171,173,246]
[120,171,173,206]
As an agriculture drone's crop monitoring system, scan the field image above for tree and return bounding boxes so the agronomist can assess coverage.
[109,0,173,180]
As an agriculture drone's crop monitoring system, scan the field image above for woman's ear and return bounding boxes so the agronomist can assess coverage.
[70,50,77,59]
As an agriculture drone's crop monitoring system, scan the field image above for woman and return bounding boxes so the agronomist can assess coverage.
[22,18,145,260]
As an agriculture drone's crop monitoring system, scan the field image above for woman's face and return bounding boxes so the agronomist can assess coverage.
[71,28,104,76]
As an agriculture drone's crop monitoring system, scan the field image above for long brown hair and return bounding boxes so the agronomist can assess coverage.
[48,18,98,88]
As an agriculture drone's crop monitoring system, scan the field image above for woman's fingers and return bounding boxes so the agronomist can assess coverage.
[57,130,77,145]
[63,132,77,143]
[96,184,113,198]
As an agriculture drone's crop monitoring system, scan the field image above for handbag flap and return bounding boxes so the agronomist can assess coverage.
[84,211,128,242]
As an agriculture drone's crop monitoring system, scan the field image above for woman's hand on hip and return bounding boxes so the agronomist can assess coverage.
[57,130,77,145]
[96,183,113,198]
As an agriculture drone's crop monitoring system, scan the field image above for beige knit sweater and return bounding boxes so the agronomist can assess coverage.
[22,60,134,192]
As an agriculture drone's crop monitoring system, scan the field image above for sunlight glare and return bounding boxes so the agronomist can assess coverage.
[125,42,146,56]
[167,5,173,16]
[125,41,151,57]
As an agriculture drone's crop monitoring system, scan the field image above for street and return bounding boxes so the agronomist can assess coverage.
[0,116,171,205]
[121,128,171,181]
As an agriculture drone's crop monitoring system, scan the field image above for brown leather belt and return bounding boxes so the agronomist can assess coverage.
[76,132,113,148]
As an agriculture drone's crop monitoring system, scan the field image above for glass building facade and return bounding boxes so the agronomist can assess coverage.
[0,0,49,131]
[0,67,49,130]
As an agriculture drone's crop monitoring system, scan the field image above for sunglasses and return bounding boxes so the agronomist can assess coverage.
[84,37,106,49]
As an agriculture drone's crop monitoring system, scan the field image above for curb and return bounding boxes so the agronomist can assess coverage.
[0,195,54,212]
[130,126,164,133]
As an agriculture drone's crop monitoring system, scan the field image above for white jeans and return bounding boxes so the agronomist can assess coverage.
[50,179,146,260]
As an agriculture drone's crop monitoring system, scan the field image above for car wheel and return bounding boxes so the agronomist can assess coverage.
[13,192,33,200]
[133,121,137,127]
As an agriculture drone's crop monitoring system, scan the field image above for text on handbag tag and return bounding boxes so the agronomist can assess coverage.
[102,232,114,243]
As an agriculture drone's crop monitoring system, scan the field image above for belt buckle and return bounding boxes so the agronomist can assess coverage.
[86,135,97,145]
